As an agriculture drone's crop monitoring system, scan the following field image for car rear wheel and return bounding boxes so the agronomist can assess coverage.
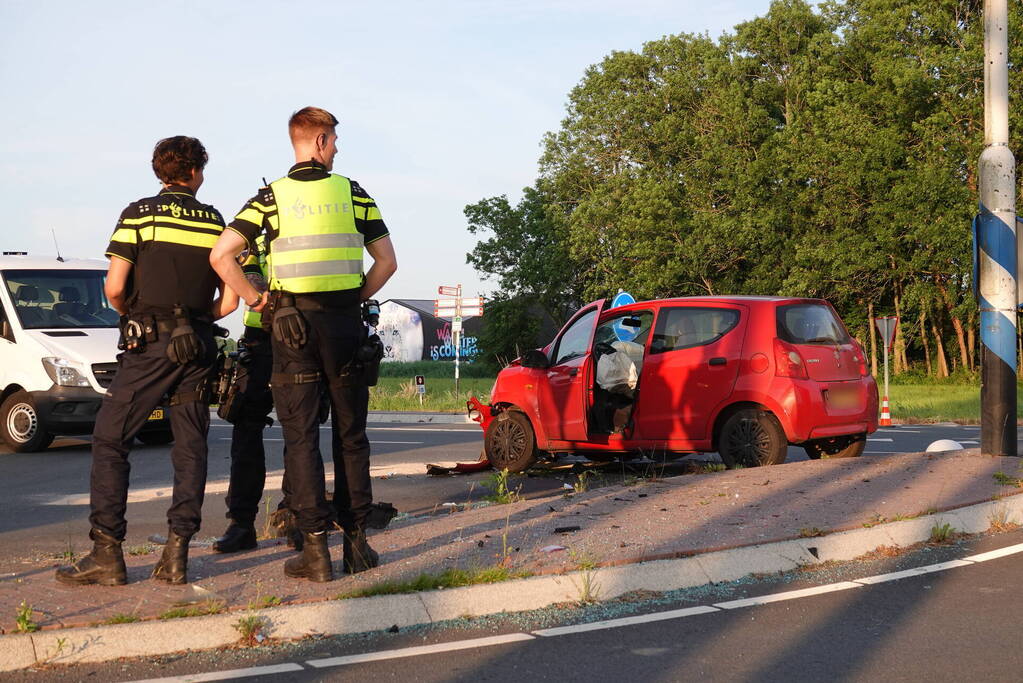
[1,391,55,453]
[803,433,866,459]
[485,410,538,473]
[719,408,787,468]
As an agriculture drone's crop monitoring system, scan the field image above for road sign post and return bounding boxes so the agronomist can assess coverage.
[873,316,898,426]
[415,374,426,406]
[436,285,486,396]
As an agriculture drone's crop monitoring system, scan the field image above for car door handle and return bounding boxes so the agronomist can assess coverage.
[709,357,727,366]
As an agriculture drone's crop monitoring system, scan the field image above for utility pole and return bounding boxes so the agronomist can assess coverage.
[979,0,1017,456]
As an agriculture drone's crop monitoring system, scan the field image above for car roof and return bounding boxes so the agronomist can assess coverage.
[607,295,824,311]
[0,255,108,271]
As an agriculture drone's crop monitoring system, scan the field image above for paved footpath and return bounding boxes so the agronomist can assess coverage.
[2,448,1022,670]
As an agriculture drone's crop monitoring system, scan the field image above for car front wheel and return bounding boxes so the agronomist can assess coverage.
[803,433,866,459]
[719,408,787,468]
[1,391,55,453]
[485,410,538,473]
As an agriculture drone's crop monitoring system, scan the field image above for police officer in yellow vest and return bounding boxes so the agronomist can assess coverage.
[212,234,287,553]
[211,107,397,581]
[57,136,238,587]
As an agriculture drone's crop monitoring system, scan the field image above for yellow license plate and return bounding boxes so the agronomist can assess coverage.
[148,409,164,421]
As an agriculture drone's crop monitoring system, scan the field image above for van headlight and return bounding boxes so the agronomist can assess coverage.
[41,357,91,387]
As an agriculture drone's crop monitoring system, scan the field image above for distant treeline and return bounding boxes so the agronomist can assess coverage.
[465,0,1023,377]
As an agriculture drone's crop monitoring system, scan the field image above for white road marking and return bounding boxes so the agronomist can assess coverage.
[853,560,974,584]
[961,542,1023,563]
[867,438,894,442]
[533,606,719,636]
[959,440,979,445]
[713,581,863,609]
[305,633,535,668]
[128,662,305,682]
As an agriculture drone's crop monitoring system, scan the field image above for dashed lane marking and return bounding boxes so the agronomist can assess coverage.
[129,662,305,682]
[305,633,536,668]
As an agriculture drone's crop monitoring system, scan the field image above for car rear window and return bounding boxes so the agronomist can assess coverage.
[776,303,850,345]
[650,307,740,354]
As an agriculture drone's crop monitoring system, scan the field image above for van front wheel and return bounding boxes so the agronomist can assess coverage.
[1,391,54,452]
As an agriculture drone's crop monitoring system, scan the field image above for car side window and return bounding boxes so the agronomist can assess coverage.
[553,309,597,365]
[650,307,739,354]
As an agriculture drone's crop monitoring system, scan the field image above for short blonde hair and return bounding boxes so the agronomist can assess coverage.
[288,106,339,144]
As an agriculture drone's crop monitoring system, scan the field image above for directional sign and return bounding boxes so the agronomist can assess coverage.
[438,286,460,296]
[452,316,463,333]
[873,316,899,348]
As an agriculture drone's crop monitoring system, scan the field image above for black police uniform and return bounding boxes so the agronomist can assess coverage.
[228,162,388,574]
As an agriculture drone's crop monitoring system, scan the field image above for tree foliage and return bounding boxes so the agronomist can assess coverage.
[466,0,1023,375]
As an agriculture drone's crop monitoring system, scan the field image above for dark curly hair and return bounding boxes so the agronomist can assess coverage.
[151,136,208,185]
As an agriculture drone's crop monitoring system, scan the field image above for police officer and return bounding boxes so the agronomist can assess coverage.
[57,136,238,586]
[212,234,282,552]
[211,106,397,582]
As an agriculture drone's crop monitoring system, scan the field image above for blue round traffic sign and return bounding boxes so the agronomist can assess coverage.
[610,291,637,341]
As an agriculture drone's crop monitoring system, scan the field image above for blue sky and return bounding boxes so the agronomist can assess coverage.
[1,0,775,312]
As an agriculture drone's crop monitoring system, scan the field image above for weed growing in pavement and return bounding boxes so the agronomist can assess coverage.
[572,568,602,605]
[335,565,532,599]
[574,470,592,494]
[568,549,599,570]
[482,469,522,504]
[988,508,1020,532]
[248,595,282,610]
[103,614,140,624]
[125,543,157,556]
[57,536,76,565]
[15,601,39,633]
[259,496,275,541]
[798,527,827,538]
[993,472,1023,488]
[697,462,726,474]
[158,600,226,620]
[234,615,271,645]
[928,522,957,544]
[857,545,905,561]
[862,513,887,528]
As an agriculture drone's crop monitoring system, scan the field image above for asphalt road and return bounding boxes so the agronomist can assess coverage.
[0,419,1008,575]
[9,513,1023,681]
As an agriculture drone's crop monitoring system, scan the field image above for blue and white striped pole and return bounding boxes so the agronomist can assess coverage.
[979,0,1016,457]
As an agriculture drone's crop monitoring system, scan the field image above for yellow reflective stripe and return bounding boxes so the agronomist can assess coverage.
[351,195,374,204]
[272,273,362,293]
[235,207,265,225]
[138,226,220,248]
[365,206,382,221]
[121,215,223,231]
[111,228,138,244]
[252,201,275,212]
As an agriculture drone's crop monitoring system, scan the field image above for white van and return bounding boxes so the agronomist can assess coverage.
[0,253,172,452]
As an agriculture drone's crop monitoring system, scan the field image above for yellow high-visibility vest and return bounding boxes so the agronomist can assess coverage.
[242,234,268,329]
[267,175,363,293]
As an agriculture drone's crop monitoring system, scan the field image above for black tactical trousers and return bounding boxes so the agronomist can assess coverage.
[271,300,372,533]
[225,327,292,526]
[89,323,215,541]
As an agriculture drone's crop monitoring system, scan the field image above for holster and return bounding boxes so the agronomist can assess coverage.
[355,332,384,387]
[217,364,246,423]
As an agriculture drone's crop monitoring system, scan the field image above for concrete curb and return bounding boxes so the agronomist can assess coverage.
[3,494,1020,671]
[367,411,472,424]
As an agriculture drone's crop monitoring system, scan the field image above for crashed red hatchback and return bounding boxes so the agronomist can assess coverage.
[468,296,878,473]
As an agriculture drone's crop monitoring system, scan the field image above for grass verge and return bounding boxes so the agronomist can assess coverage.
[335,566,531,599]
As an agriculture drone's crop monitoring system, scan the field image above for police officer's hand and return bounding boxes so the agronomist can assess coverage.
[248,291,270,313]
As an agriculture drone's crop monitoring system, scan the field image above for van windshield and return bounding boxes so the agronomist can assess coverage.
[776,303,850,345]
[3,269,119,329]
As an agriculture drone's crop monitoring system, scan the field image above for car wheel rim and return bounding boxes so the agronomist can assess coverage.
[728,418,770,466]
[7,402,37,443]
[491,420,526,466]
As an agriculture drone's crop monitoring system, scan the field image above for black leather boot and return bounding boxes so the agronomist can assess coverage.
[212,523,258,553]
[55,529,127,586]
[343,528,380,574]
[284,531,333,582]
[152,529,191,585]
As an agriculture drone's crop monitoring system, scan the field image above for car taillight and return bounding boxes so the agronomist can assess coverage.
[774,338,808,379]
[851,340,869,377]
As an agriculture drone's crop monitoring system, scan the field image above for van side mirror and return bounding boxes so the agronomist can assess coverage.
[0,320,11,342]
[520,349,549,369]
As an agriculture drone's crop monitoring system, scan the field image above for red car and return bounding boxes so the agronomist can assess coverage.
[468,296,878,472]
